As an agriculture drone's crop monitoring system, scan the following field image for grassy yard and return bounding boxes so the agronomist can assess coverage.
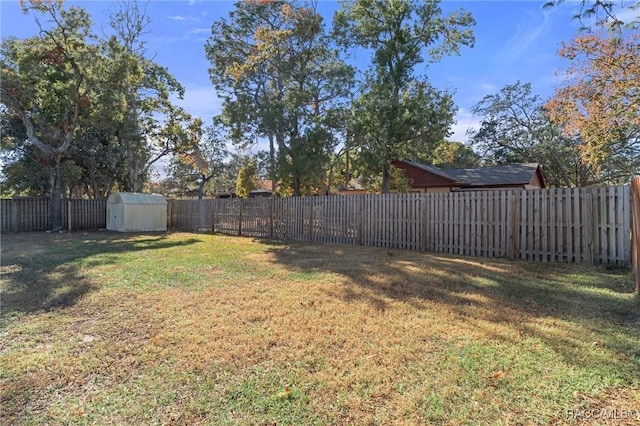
[1,232,639,425]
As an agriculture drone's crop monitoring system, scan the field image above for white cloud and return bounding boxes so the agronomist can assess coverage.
[449,108,481,145]
[479,82,498,94]
[188,27,210,35]
[167,13,202,24]
[497,10,552,61]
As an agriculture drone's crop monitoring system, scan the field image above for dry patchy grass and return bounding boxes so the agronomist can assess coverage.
[1,232,639,425]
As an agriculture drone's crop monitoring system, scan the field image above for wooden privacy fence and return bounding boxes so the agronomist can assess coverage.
[166,185,632,265]
[167,198,216,231]
[0,198,107,233]
[631,177,640,293]
[1,185,632,267]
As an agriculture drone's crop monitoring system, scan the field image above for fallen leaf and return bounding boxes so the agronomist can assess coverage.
[485,370,505,380]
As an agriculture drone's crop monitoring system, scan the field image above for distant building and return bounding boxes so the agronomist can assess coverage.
[334,179,368,195]
[392,161,546,192]
[216,180,274,198]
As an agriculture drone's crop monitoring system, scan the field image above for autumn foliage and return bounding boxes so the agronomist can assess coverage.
[547,32,640,170]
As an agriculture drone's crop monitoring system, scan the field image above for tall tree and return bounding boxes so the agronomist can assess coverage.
[546,32,640,181]
[349,80,457,192]
[206,0,354,196]
[1,0,190,209]
[102,0,187,192]
[1,0,95,229]
[470,82,604,187]
[333,0,475,192]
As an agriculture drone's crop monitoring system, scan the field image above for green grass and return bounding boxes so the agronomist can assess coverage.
[1,231,639,425]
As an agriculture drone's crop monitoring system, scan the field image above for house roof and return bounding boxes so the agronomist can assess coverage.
[256,180,274,192]
[398,161,544,187]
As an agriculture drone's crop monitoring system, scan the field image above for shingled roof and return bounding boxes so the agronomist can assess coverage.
[397,161,545,188]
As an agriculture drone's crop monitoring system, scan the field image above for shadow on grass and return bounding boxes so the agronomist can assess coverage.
[257,239,640,376]
[258,240,637,319]
[0,231,201,319]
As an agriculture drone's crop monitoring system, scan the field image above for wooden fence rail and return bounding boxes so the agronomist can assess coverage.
[0,198,107,233]
[169,185,631,265]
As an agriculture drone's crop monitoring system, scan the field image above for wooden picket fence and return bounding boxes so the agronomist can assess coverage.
[165,185,632,265]
[2,184,634,268]
[0,198,107,233]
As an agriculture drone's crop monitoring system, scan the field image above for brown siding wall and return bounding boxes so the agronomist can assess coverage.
[393,162,455,188]
[526,171,544,189]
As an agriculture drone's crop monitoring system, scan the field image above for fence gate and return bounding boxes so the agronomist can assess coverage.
[631,177,640,294]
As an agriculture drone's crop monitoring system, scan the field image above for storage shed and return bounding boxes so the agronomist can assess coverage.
[106,192,167,232]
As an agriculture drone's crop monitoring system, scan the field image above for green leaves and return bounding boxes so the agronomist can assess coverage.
[546,32,640,184]
[236,159,259,198]
[544,0,639,32]
[1,1,189,200]
[334,0,472,191]
[207,1,354,196]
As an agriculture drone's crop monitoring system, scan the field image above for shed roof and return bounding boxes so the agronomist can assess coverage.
[107,192,167,205]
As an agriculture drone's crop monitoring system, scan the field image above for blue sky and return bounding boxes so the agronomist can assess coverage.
[0,0,604,145]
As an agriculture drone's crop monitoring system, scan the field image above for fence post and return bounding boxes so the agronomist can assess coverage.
[421,193,429,252]
[585,190,595,265]
[211,198,218,233]
[630,177,640,294]
[198,198,205,231]
[308,199,314,241]
[269,198,274,238]
[507,192,520,259]
[357,196,364,246]
[238,199,243,236]
[67,199,72,231]
[10,200,18,233]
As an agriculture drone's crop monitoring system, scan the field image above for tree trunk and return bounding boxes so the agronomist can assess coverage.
[269,133,276,193]
[49,159,63,232]
[326,165,334,196]
[132,164,140,192]
[381,163,391,193]
[292,175,301,197]
[198,176,205,200]
[345,144,351,186]
[124,135,135,192]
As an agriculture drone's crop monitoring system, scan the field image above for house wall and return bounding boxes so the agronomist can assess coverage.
[526,172,545,189]
[409,187,452,193]
[393,163,455,188]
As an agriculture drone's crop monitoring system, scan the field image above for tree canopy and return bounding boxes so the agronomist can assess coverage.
[3,0,636,210]
[1,0,192,228]
[333,0,475,192]
[206,0,354,196]
[546,32,639,181]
